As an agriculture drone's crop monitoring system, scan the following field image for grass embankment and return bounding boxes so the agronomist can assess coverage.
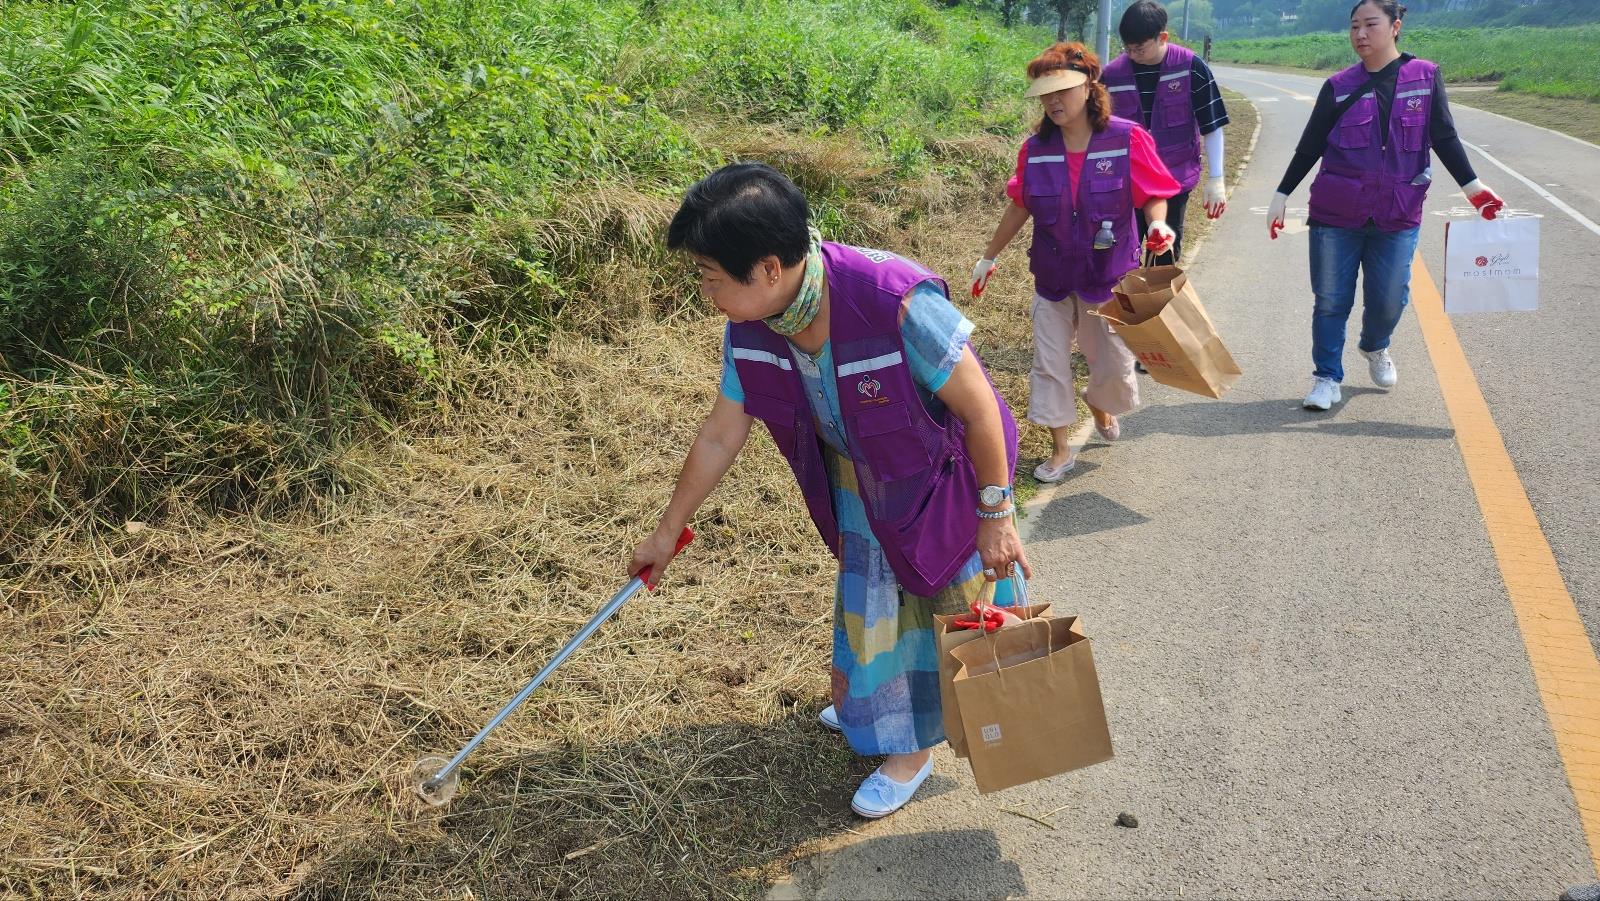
[0,0,1255,895]
[1214,26,1600,102]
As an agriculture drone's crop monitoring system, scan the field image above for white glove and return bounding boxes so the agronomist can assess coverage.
[1462,178,1505,220]
[1203,176,1227,219]
[1144,220,1176,255]
[970,258,998,297]
[1268,191,1289,240]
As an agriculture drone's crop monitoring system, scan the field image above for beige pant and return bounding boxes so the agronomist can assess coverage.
[1028,293,1139,428]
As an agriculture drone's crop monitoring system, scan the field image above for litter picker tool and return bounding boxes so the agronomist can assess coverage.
[410,527,694,806]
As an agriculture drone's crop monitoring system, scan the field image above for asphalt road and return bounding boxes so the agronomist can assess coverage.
[770,65,1600,899]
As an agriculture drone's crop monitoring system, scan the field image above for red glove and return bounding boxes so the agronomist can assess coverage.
[1464,179,1504,220]
[1144,220,1176,255]
[948,601,1023,632]
[970,258,998,297]
[1268,192,1289,240]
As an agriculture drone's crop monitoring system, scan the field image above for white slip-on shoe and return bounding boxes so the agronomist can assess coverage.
[818,704,842,734]
[1095,415,1121,442]
[1081,389,1122,441]
[1032,453,1077,483]
[850,756,935,819]
[1364,348,1398,389]
[1303,376,1341,411]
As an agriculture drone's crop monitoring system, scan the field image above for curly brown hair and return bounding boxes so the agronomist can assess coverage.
[1027,42,1112,136]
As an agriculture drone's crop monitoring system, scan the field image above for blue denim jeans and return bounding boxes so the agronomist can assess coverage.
[1308,222,1421,382]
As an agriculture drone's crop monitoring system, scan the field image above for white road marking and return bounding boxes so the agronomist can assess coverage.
[1220,74,1316,103]
[1463,140,1600,239]
[1455,103,1600,155]
[1430,206,1545,220]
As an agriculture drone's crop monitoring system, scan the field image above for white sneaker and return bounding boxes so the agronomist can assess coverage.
[1303,376,1341,411]
[1364,348,1398,388]
[818,704,842,734]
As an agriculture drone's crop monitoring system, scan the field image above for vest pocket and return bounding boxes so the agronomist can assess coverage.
[1396,110,1428,151]
[1026,186,1061,225]
[1026,158,1065,226]
[849,401,930,481]
[741,391,799,459]
[891,450,978,589]
[1159,92,1189,129]
[1388,180,1428,226]
[1087,175,1127,220]
[1334,110,1374,149]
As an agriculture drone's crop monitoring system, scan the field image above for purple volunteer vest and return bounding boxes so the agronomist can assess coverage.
[1023,118,1141,304]
[1308,58,1438,231]
[728,242,1019,596]
[1103,44,1203,192]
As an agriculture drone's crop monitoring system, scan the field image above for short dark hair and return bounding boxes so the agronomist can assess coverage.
[666,162,810,283]
[1119,1,1168,46]
[1350,0,1406,23]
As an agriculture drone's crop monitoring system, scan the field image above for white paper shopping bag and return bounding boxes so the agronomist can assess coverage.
[1444,217,1540,314]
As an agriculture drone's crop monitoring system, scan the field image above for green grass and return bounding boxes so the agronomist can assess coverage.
[1213,25,1600,103]
[0,0,1049,536]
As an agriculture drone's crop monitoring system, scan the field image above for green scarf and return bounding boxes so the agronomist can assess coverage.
[764,227,824,337]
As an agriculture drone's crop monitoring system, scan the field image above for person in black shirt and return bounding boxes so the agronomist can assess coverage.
[1266,0,1504,411]
[1105,0,1232,266]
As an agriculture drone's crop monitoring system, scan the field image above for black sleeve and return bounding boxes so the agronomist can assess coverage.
[1429,70,1478,186]
[1190,58,1231,135]
[1277,81,1337,195]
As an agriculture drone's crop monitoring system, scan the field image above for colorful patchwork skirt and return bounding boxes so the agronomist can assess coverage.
[825,446,988,756]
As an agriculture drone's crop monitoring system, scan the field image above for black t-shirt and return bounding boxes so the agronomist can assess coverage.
[1276,53,1477,197]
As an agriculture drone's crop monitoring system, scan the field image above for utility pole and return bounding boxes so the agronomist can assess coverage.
[1097,0,1112,61]
[1182,0,1190,41]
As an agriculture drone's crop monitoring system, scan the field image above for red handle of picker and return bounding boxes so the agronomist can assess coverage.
[637,526,694,591]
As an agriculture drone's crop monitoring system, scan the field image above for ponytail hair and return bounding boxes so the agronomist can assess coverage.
[1027,42,1113,138]
[1350,0,1406,25]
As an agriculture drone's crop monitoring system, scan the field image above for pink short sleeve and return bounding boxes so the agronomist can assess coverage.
[1005,142,1028,208]
[1129,126,1181,207]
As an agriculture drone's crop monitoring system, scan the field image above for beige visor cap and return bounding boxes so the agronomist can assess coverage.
[1024,67,1090,98]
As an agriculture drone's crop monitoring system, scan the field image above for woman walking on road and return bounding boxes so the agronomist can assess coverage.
[1267,0,1505,411]
[632,163,1028,820]
[972,42,1180,483]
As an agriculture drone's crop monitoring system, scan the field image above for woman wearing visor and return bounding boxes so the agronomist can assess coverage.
[972,42,1180,482]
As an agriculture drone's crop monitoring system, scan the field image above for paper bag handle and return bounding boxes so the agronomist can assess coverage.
[982,616,1055,686]
[978,567,1034,623]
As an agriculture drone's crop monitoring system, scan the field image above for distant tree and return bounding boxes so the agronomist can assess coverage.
[1297,0,1349,31]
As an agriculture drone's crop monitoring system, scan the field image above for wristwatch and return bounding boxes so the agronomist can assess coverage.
[978,484,1012,507]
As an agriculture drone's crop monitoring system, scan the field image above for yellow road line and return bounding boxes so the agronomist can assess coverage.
[1413,255,1600,874]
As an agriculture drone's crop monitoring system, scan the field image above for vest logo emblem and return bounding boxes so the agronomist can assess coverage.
[856,376,883,400]
[1168,80,1182,93]
[1407,97,1423,111]
[1096,159,1114,173]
